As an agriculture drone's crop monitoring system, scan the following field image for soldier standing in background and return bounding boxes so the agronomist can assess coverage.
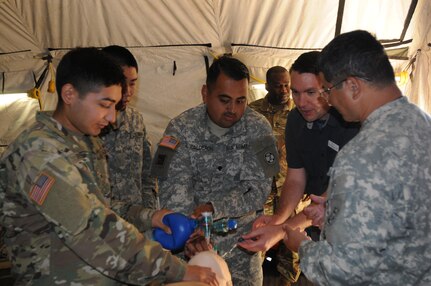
[249,66,293,215]
[0,47,217,285]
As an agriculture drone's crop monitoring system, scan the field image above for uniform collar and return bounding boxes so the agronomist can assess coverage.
[36,111,101,152]
[202,105,248,141]
[261,94,292,113]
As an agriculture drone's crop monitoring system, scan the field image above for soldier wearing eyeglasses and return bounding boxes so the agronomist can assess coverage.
[283,30,431,286]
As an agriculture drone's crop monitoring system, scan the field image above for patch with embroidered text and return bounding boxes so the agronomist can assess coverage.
[30,173,55,205]
[159,135,180,150]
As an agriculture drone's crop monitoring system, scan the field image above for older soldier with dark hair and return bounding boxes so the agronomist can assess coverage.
[154,56,278,286]
[0,47,217,285]
[283,30,431,285]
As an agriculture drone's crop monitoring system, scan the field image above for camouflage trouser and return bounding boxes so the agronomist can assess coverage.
[225,246,263,286]
[276,196,312,283]
[276,243,301,283]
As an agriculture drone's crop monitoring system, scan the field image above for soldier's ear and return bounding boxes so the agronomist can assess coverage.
[347,77,361,100]
[61,83,77,104]
[202,84,208,103]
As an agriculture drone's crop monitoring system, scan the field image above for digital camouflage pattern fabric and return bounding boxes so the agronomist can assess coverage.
[0,111,186,285]
[300,97,431,285]
[156,104,278,286]
[249,94,292,195]
[101,106,158,210]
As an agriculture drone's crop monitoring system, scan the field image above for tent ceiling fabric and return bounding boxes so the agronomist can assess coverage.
[0,0,430,147]
[0,0,419,53]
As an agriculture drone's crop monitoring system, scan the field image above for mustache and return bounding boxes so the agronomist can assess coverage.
[223,112,236,116]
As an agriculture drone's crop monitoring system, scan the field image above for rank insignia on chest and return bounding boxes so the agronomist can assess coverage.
[30,172,55,205]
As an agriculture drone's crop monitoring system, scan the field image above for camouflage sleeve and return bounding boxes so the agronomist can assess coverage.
[22,149,186,284]
[298,150,407,285]
[109,199,157,232]
[158,123,196,215]
[141,124,159,209]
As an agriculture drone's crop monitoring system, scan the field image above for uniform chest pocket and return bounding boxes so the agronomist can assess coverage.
[120,132,144,151]
[67,151,92,173]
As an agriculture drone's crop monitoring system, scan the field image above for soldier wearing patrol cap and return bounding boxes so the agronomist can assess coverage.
[153,56,279,286]
[0,47,217,285]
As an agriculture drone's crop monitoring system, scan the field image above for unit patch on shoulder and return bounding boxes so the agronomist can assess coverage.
[159,135,180,150]
[251,135,280,178]
[264,152,276,165]
[30,172,55,205]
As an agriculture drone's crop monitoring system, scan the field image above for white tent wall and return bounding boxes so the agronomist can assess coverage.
[131,46,211,145]
[406,0,431,112]
[0,0,430,152]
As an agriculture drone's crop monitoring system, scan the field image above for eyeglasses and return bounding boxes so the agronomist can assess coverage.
[319,79,346,97]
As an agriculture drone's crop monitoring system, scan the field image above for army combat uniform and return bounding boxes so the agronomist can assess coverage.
[249,95,301,284]
[248,94,292,211]
[153,104,279,286]
[101,106,158,211]
[300,97,431,285]
[0,112,186,285]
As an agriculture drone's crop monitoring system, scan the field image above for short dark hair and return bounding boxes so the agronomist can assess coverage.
[102,45,139,72]
[318,30,395,86]
[56,47,125,105]
[290,51,320,75]
[206,56,249,90]
[266,66,288,83]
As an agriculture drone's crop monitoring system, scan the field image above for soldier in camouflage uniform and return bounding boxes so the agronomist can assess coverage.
[249,66,293,206]
[0,48,217,285]
[153,56,279,286]
[101,45,158,214]
[283,30,431,285]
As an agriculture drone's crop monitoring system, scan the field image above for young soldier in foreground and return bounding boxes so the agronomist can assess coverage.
[0,47,217,285]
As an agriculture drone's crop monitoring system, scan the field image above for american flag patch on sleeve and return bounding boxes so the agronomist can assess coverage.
[159,135,179,150]
[29,173,55,205]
